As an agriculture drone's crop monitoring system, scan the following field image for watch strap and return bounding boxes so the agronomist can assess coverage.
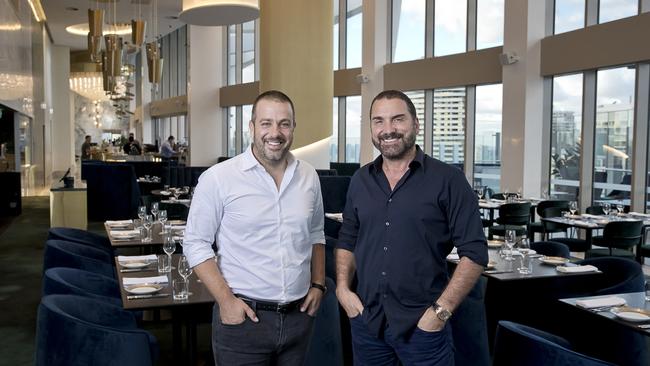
[310,282,327,292]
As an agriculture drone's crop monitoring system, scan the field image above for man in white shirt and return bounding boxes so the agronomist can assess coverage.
[183,90,326,365]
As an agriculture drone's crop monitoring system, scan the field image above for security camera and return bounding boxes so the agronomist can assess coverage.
[356,74,370,84]
[499,52,520,65]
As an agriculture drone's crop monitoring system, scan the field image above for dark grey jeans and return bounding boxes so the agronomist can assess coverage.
[212,303,315,366]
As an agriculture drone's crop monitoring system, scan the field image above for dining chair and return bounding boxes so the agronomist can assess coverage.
[530,241,570,258]
[576,257,644,296]
[47,227,113,256]
[527,200,569,240]
[585,220,643,259]
[488,202,531,239]
[35,294,158,366]
[492,321,615,366]
[43,240,115,278]
[42,267,121,306]
[538,207,591,253]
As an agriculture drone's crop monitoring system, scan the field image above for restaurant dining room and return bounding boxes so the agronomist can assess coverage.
[2,0,650,365]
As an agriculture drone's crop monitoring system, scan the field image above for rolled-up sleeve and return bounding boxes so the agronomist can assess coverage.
[183,170,222,268]
[447,170,489,266]
[310,173,325,245]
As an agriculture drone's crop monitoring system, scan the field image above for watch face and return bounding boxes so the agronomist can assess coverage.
[438,309,452,321]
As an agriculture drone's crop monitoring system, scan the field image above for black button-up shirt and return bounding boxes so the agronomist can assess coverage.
[337,146,488,339]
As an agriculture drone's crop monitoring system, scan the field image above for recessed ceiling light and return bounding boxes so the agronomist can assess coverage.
[66,23,132,36]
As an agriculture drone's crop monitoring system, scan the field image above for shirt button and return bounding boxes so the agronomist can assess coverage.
[388,198,392,203]
[381,271,386,276]
[385,221,390,226]
[383,247,388,251]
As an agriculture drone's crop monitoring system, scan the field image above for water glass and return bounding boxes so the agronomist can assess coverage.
[157,254,171,273]
[173,278,188,300]
[504,230,516,261]
[645,281,650,302]
[517,238,532,274]
[142,214,153,242]
[158,210,168,232]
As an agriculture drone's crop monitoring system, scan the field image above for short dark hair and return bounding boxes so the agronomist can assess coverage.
[85,135,91,139]
[168,135,174,141]
[251,90,295,124]
[369,90,417,121]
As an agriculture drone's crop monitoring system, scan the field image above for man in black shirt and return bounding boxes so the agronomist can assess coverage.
[336,90,488,365]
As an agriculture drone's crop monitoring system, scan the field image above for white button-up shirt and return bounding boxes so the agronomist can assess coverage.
[183,147,325,302]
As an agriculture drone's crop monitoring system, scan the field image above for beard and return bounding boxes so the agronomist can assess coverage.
[371,129,417,161]
[252,135,292,164]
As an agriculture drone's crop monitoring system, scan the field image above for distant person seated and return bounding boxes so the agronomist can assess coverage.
[123,133,142,155]
[81,135,92,160]
[160,135,176,159]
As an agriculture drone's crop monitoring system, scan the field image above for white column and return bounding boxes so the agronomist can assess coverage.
[187,25,224,167]
[359,0,389,164]
[50,46,74,174]
[500,0,548,197]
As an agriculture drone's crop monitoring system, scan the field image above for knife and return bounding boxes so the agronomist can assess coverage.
[484,270,514,274]
[127,293,169,300]
[120,268,154,273]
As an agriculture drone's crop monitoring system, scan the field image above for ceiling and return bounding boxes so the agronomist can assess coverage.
[41,0,185,50]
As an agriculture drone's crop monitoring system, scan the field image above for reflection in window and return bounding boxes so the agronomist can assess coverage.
[228,106,236,157]
[599,0,637,24]
[593,67,635,205]
[331,98,339,162]
[227,25,236,85]
[242,104,253,151]
[434,0,466,56]
[550,74,582,201]
[433,88,466,169]
[345,96,361,163]
[346,0,362,68]
[404,90,425,148]
[476,0,503,49]
[333,0,339,70]
[391,0,426,62]
[554,0,584,34]
[242,21,255,83]
[474,84,502,192]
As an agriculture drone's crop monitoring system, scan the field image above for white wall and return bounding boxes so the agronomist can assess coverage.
[50,45,74,173]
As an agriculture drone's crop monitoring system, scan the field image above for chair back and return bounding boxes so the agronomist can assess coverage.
[541,207,569,233]
[43,268,121,306]
[43,240,114,278]
[493,321,614,366]
[602,220,643,249]
[536,200,569,216]
[48,227,112,255]
[317,169,338,176]
[531,241,570,258]
[577,257,644,295]
[450,276,489,366]
[497,202,531,226]
[304,278,343,366]
[158,201,189,220]
[329,162,360,176]
[586,205,605,215]
[35,294,158,366]
[319,176,351,213]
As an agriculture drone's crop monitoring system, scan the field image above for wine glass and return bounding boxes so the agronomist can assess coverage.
[151,202,159,222]
[163,233,176,272]
[616,204,624,215]
[477,186,484,200]
[569,201,578,216]
[516,187,522,200]
[137,205,146,221]
[517,238,532,274]
[504,230,516,261]
[158,210,168,233]
[142,214,153,242]
[178,255,193,296]
[602,202,611,216]
[172,188,181,201]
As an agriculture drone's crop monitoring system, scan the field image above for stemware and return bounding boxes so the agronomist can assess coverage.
[151,202,160,222]
[476,186,484,200]
[602,202,611,216]
[172,188,181,201]
[163,233,176,272]
[504,230,516,261]
[569,201,578,216]
[616,204,624,215]
[158,210,168,233]
[178,255,193,281]
[517,238,532,274]
[142,214,153,242]
[516,187,522,200]
[138,205,146,221]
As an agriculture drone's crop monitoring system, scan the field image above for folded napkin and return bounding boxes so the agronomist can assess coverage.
[575,296,626,309]
[556,265,599,273]
[117,254,157,264]
[110,229,140,237]
[576,221,599,228]
[106,219,133,225]
[122,275,168,286]
[170,224,186,230]
[629,211,650,218]
[581,214,601,219]
[160,190,171,195]
[325,213,343,221]
[446,253,460,261]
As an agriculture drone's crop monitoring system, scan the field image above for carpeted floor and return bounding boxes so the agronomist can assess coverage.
[0,196,213,366]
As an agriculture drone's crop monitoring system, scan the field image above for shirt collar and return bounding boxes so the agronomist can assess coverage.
[240,145,297,172]
[370,145,424,174]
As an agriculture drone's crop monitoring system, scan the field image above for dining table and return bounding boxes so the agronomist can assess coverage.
[478,197,542,224]
[115,254,214,365]
[105,221,185,249]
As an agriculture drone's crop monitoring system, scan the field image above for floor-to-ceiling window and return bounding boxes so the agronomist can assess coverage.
[476,0,504,49]
[598,0,637,24]
[550,73,583,201]
[474,84,502,191]
[391,0,425,62]
[330,97,339,162]
[346,0,362,68]
[434,0,467,56]
[554,0,585,34]
[432,87,466,169]
[345,96,361,163]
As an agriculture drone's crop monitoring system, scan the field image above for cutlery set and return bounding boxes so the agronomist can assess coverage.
[126,293,170,300]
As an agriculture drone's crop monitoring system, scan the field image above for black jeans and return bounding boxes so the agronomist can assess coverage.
[212,302,315,366]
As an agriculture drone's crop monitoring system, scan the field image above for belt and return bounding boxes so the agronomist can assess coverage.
[236,295,303,314]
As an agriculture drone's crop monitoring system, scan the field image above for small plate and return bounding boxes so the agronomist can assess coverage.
[124,283,164,295]
[168,220,186,226]
[120,261,151,269]
[485,261,497,269]
[487,240,503,248]
[540,256,569,265]
[611,307,650,322]
[108,223,131,229]
[112,233,137,240]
